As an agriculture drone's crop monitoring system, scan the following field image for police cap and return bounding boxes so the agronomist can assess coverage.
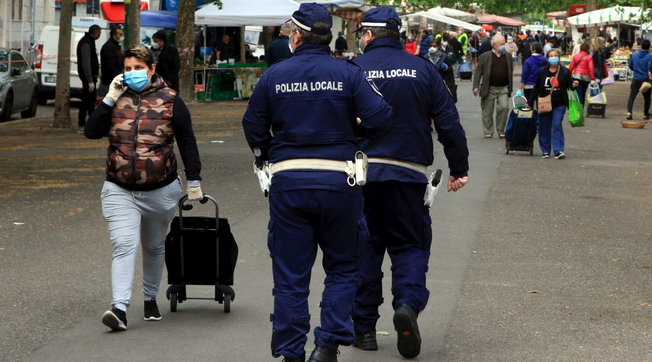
[291,3,332,35]
[359,6,402,31]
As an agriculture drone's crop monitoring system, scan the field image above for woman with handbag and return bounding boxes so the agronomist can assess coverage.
[527,49,579,159]
[568,42,594,106]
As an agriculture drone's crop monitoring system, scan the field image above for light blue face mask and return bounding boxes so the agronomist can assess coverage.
[124,69,150,92]
[548,56,560,66]
[498,45,506,53]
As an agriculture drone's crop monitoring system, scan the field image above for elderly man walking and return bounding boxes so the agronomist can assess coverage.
[472,34,513,138]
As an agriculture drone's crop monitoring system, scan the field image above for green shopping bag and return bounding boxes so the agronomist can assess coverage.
[567,90,585,127]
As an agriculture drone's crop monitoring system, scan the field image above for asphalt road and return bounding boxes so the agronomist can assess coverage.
[0,73,650,362]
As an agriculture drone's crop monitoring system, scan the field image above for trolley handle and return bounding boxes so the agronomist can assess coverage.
[178,194,219,221]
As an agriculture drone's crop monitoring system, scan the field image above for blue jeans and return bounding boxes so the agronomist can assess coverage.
[538,105,566,155]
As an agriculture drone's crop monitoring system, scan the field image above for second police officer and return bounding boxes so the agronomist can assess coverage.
[352,7,470,359]
[241,3,393,362]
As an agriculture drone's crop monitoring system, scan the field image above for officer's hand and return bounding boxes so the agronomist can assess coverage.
[448,176,468,192]
[187,182,203,201]
[473,88,479,97]
[104,74,126,105]
[89,83,96,93]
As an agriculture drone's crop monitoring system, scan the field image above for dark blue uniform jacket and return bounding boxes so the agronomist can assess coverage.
[242,43,393,192]
[354,38,469,182]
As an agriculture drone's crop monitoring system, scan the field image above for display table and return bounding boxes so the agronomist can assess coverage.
[194,63,267,101]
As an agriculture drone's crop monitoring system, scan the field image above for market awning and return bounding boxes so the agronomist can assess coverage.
[403,11,481,32]
[477,14,525,27]
[427,6,477,23]
[566,6,643,27]
[195,0,300,26]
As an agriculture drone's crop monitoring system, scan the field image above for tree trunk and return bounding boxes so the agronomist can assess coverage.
[346,21,356,55]
[127,0,141,47]
[586,0,599,38]
[52,0,73,129]
[177,0,195,102]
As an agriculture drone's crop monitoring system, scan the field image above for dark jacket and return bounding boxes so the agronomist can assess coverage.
[478,40,492,55]
[335,36,347,53]
[85,75,201,191]
[266,35,292,66]
[521,54,548,86]
[155,44,180,91]
[528,65,577,108]
[100,38,122,86]
[473,50,513,98]
[77,33,99,85]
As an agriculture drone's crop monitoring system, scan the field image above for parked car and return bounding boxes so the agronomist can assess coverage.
[0,49,39,122]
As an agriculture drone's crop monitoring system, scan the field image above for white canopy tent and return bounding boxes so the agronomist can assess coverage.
[403,10,481,32]
[428,6,477,23]
[195,0,300,26]
[566,6,643,27]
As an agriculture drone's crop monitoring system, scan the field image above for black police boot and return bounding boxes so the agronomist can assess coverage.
[353,330,378,351]
[282,352,305,362]
[393,304,421,359]
[307,346,338,362]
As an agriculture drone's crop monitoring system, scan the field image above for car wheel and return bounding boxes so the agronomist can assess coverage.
[0,92,13,122]
[21,90,38,119]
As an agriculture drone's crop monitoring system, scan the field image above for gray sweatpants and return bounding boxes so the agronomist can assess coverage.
[101,179,181,310]
[480,85,509,135]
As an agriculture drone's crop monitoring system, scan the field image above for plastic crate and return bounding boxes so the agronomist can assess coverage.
[196,91,206,101]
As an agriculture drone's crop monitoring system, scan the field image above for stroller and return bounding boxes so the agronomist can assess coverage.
[459,61,472,80]
[505,95,537,155]
[165,195,238,313]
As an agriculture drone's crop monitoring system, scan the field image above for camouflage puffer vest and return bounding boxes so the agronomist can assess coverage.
[107,76,178,186]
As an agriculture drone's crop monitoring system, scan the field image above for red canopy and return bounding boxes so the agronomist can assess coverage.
[477,14,525,27]
[101,1,149,23]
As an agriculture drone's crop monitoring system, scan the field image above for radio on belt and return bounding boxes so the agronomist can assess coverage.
[424,169,443,208]
[355,151,368,186]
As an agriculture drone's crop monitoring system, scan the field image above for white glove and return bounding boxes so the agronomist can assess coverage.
[187,181,203,201]
[88,83,96,92]
[103,74,126,106]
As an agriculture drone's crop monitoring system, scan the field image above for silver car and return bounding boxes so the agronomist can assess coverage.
[0,49,39,122]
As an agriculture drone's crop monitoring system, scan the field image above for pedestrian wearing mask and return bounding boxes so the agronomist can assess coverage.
[85,44,203,332]
[405,32,417,55]
[527,49,579,159]
[473,34,513,138]
[429,38,457,102]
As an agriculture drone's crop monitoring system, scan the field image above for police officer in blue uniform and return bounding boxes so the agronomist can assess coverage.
[351,7,470,359]
[241,4,393,362]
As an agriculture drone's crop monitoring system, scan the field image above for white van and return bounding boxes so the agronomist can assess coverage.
[36,17,109,104]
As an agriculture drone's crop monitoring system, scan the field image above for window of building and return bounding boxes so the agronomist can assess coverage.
[12,0,24,20]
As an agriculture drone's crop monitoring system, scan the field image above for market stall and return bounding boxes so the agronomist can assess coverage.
[477,14,525,29]
[402,10,481,32]
[193,0,300,101]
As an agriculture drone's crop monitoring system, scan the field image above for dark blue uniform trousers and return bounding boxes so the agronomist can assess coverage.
[268,189,366,358]
[353,182,432,334]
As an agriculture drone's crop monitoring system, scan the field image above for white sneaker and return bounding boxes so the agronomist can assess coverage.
[554,152,566,159]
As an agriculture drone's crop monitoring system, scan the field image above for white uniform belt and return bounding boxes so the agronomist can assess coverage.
[367,157,428,176]
[269,159,354,177]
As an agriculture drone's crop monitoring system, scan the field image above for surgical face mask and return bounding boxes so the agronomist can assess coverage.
[441,41,448,47]
[152,42,161,50]
[118,36,125,43]
[124,69,150,92]
[407,37,414,41]
[548,56,560,66]
[359,33,370,54]
[498,45,506,53]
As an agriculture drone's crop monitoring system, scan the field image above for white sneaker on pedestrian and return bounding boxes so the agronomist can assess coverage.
[554,152,566,159]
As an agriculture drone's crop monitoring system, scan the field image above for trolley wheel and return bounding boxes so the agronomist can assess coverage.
[223,294,231,313]
[170,292,178,312]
